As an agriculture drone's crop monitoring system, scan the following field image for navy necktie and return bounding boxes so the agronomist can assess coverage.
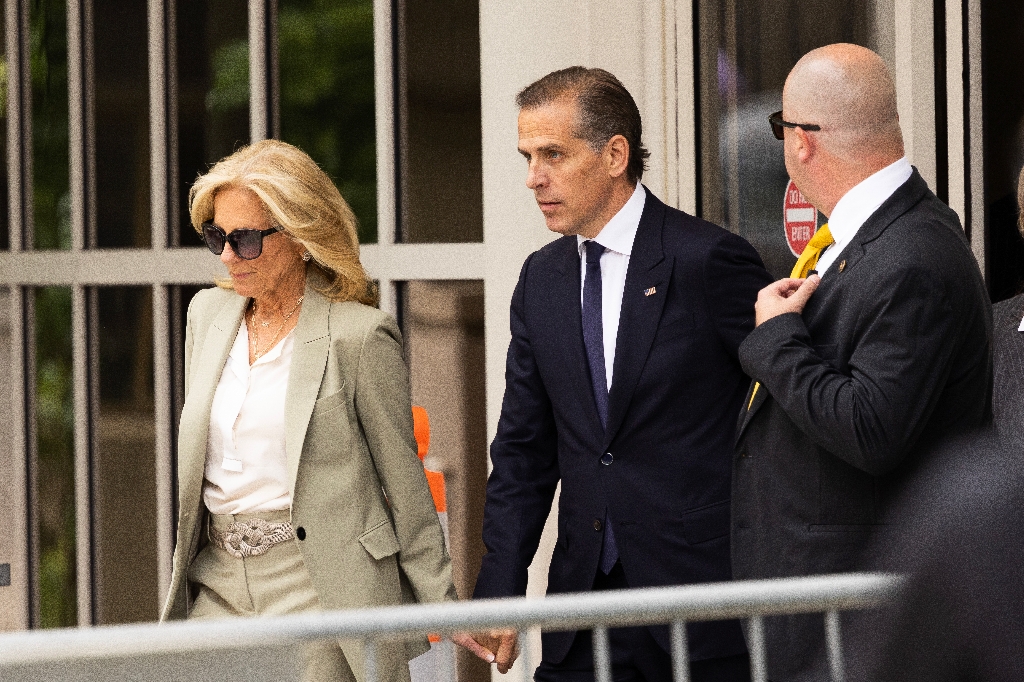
[582,240,619,574]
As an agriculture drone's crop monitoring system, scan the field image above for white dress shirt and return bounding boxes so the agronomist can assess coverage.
[203,321,294,514]
[577,182,646,391]
[816,157,913,277]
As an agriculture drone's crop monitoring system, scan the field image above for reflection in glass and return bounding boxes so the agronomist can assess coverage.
[176,0,249,247]
[94,0,150,247]
[697,0,890,278]
[396,0,481,243]
[279,0,378,242]
[400,280,486,679]
[982,1,1024,301]
[94,288,158,623]
[34,287,76,627]
[32,0,71,250]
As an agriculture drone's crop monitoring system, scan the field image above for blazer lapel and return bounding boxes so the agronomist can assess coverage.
[284,277,331,500]
[549,237,605,434]
[734,169,930,444]
[176,293,247,516]
[604,192,671,445]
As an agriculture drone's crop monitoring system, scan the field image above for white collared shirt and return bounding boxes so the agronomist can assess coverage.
[203,321,294,514]
[816,157,913,277]
[576,182,646,391]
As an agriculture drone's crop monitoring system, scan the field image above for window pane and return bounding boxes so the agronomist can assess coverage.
[697,0,892,278]
[395,0,481,243]
[982,0,1024,301]
[400,280,487,679]
[93,287,157,624]
[176,0,249,247]
[32,0,71,250]
[34,286,75,627]
[278,0,378,243]
[94,0,150,248]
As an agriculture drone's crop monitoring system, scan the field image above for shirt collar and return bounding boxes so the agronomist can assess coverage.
[826,157,913,247]
[577,182,646,257]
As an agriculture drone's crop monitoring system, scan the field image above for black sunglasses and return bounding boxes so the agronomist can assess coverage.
[202,221,284,260]
[768,111,822,140]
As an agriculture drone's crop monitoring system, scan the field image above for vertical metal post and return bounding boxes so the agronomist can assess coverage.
[965,0,984,277]
[6,0,30,251]
[248,0,268,142]
[364,639,379,682]
[592,626,613,682]
[372,0,397,291]
[670,620,691,682]
[70,285,94,625]
[747,616,768,682]
[149,0,169,251]
[152,285,173,609]
[23,288,38,626]
[722,0,740,232]
[824,610,845,682]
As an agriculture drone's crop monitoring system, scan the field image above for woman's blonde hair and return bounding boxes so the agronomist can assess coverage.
[189,139,378,306]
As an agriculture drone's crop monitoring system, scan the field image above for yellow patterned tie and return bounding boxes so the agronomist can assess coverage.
[747,224,833,410]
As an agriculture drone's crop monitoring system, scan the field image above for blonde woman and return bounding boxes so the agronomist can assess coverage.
[160,139,456,682]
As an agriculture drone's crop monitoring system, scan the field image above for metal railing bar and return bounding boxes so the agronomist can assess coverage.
[747,615,767,682]
[0,573,902,667]
[825,609,845,682]
[670,620,690,682]
[364,638,378,682]
[592,625,612,682]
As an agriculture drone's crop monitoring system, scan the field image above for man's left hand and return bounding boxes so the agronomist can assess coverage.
[755,275,820,326]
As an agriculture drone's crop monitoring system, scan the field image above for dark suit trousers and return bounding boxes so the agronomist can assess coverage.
[534,563,751,682]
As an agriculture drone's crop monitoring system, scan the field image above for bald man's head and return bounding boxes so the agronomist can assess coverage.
[783,44,903,164]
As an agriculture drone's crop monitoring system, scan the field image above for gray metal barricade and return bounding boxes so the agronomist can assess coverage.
[0,572,901,682]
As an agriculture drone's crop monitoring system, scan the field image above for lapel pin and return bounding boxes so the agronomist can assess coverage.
[644,286,656,297]
[838,260,846,273]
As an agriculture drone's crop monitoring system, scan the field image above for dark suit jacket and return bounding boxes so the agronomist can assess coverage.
[848,431,1024,682]
[473,190,773,664]
[993,293,1024,436]
[733,170,992,680]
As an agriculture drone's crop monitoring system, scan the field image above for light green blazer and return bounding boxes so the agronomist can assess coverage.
[160,274,456,681]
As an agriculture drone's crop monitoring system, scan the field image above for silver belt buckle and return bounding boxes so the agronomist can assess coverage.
[211,518,295,558]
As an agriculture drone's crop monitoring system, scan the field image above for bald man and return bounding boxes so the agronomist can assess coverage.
[731,44,992,680]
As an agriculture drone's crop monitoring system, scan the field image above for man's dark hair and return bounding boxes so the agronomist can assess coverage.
[516,66,650,184]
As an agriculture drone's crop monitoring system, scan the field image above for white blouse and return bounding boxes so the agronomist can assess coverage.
[202,320,294,515]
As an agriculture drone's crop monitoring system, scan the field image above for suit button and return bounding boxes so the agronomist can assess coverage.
[296,527,306,541]
[593,519,603,531]
[600,452,614,465]
[740,451,748,458]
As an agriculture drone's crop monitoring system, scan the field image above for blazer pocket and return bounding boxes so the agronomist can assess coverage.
[680,499,731,545]
[358,520,401,560]
[312,382,348,416]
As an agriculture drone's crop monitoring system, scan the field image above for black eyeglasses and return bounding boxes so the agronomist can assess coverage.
[768,111,822,140]
[202,221,284,260]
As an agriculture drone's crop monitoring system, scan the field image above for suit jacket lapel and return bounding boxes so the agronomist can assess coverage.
[734,169,930,444]
[604,192,671,445]
[550,237,604,435]
[284,277,331,500]
[176,293,247,517]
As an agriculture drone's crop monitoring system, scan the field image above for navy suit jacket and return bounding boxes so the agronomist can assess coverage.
[473,190,772,663]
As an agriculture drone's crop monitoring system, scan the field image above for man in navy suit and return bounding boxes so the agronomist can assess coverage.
[462,67,772,681]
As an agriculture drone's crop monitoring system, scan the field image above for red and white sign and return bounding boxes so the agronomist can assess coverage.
[783,179,818,257]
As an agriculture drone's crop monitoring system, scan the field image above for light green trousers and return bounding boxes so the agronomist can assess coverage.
[188,510,356,682]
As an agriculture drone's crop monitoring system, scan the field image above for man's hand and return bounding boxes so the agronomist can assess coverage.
[755,275,820,327]
[452,630,520,674]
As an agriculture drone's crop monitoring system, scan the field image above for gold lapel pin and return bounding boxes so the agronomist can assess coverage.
[644,286,656,297]
[838,260,847,273]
